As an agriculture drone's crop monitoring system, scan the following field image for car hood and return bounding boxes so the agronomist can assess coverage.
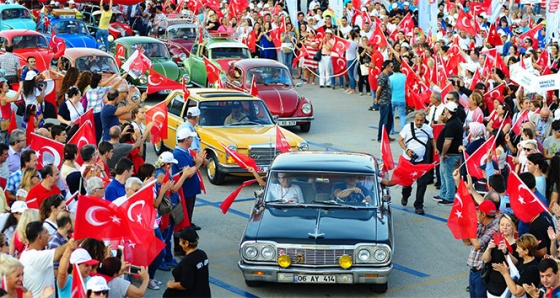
[151,59,180,81]
[257,85,298,116]
[215,58,239,71]
[59,34,97,48]
[198,125,301,149]
[1,20,35,30]
[245,206,389,245]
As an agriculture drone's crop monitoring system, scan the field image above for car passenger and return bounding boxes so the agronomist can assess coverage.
[267,172,304,203]
[223,102,248,125]
[333,176,372,203]
[264,68,290,85]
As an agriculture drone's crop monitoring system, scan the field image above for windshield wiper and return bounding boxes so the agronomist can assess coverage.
[310,200,357,209]
[266,200,305,207]
[227,121,260,126]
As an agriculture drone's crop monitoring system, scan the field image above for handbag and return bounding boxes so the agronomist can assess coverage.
[0,119,8,131]
[313,50,322,62]
[480,261,492,284]
[158,194,173,216]
[281,42,293,54]
[170,201,184,225]
[360,64,369,76]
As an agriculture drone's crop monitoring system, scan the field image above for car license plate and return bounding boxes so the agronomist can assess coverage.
[158,89,172,94]
[277,120,296,126]
[293,274,336,283]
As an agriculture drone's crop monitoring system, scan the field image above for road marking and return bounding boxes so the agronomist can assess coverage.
[393,264,430,278]
[391,205,448,223]
[209,277,259,298]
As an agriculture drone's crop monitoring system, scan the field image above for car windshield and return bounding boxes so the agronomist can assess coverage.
[112,13,126,23]
[132,43,170,59]
[12,35,48,49]
[54,20,89,34]
[246,67,292,86]
[264,172,379,208]
[75,56,119,73]
[210,47,249,59]
[0,8,31,20]
[168,26,197,39]
[198,100,274,126]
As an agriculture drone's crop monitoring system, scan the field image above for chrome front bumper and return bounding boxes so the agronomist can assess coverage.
[238,261,392,284]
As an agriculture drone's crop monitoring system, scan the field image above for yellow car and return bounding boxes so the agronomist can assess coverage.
[155,89,309,185]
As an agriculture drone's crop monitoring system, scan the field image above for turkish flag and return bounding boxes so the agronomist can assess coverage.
[7,111,17,134]
[146,101,168,144]
[470,67,480,89]
[182,77,190,100]
[246,30,256,53]
[470,1,491,16]
[390,156,437,187]
[147,68,183,94]
[464,136,495,180]
[270,28,282,49]
[407,88,428,110]
[220,179,258,214]
[120,233,166,267]
[399,13,415,35]
[518,24,542,51]
[331,55,347,76]
[49,33,66,59]
[380,125,394,172]
[484,83,505,113]
[187,0,201,14]
[293,46,309,69]
[203,0,220,11]
[494,52,510,77]
[30,133,64,170]
[275,125,292,153]
[351,0,361,12]
[440,83,454,104]
[188,150,206,194]
[116,181,157,243]
[446,44,466,75]
[250,75,259,97]
[68,122,96,165]
[456,9,476,36]
[507,172,548,223]
[203,56,221,86]
[536,51,550,70]
[332,35,351,57]
[316,27,324,40]
[368,20,388,48]
[229,0,248,19]
[219,141,260,171]
[401,60,415,80]
[122,49,152,79]
[487,24,503,46]
[73,195,129,241]
[447,180,478,239]
[75,108,95,130]
[71,263,87,298]
[512,110,529,135]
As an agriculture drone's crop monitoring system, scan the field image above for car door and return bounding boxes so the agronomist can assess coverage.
[190,43,206,86]
[165,92,188,148]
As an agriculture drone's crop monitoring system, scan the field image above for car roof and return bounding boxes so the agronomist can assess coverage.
[180,88,257,102]
[92,10,122,16]
[115,36,165,46]
[0,4,29,10]
[206,41,249,50]
[270,151,378,174]
[0,29,45,38]
[233,58,286,69]
[167,23,198,30]
[63,48,113,60]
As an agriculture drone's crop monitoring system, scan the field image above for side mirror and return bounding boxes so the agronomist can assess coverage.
[254,189,264,201]
[295,81,303,87]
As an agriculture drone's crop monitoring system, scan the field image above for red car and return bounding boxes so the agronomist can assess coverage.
[0,30,53,74]
[225,59,314,132]
[160,21,199,63]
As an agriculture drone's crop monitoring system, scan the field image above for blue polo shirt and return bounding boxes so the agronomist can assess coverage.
[105,179,126,202]
[172,147,200,198]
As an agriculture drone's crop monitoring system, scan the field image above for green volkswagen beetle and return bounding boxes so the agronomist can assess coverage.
[111,36,185,93]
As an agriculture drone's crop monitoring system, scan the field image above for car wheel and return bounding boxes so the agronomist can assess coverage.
[300,122,311,132]
[206,153,225,185]
[244,280,263,287]
[370,283,388,293]
[153,140,168,156]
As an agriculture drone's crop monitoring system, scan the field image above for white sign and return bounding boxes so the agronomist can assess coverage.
[509,63,560,92]
[546,0,560,44]
[534,74,560,92]
[418,0,438,33]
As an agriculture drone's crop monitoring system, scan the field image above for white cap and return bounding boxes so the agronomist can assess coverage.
[404,2,410,6]
[187,107,200,117]
[11,201,27,213]
[177,128,197,141]
[87,276,110,292]
[325,29,332,34]
[70,248,100,265]
[445,101,458,112]
[25,70,37,81]
[158,151,178,164]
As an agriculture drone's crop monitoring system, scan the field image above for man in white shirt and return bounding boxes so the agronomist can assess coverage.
[20,221,74,298]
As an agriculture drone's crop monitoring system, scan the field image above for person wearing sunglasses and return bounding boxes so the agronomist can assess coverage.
[86,276,110,298]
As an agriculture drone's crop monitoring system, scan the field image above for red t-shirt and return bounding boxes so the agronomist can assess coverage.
[26,183,61,209]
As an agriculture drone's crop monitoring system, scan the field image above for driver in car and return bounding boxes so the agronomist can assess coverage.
[264,68,290,85]
[223,102,248,125]
[333,176,372,203]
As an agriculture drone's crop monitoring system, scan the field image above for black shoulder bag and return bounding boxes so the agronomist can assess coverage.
[406,123,434,184]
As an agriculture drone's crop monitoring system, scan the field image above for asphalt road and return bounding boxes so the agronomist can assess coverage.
[139,83,471,297]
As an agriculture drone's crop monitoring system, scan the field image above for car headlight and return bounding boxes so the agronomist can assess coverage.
[301,103,311,114]
[179,53,187,60]
[225,145,237,164]
[243,246,258,260]
[261,245,276,260]
[373,248,389,262]
[358,249,371,262]
[298,142,309,151]
[138,75,148,85]
[182,73,190,84]
[131,91,141,103]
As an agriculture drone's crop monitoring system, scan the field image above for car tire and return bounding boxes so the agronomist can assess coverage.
[206,153,225,185]
[370,282,388,293]
[153,140,168,156]
[244,280,263,287]
[300,122,311,133]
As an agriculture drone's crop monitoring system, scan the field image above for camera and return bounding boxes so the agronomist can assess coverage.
[37,81,45,90]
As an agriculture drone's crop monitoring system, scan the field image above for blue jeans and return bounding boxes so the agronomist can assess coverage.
[281,51,294,73]
[347,59,357,90]
[162,220,175,263]
[390,102,407,134]
[148,228,165,279]
[439,155,461,201]
[469,270,487,298]
[331,74,344,87]
[377,103,393,141]
[372,91,379,109]
[96,29,109,52]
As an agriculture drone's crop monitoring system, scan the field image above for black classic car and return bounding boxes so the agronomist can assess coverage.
[238,151,394,293]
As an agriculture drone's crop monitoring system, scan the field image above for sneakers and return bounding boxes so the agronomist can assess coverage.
[437,200,453,206]
[415,208,425,215]
[167,259,179,267]
[432,196,443,202]
[158,262,171,271]
[148,279,160,290]
[401,197,408,206]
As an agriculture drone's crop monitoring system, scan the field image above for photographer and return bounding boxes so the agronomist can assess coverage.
[398,110,436,215]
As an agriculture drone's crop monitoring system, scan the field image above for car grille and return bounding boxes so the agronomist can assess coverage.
[278,248,354,266]
[248,146,276,165]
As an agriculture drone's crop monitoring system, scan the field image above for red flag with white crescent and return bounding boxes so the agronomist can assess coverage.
[68,122,96,165]
[145,100,168,144]
[456,9,476,36]
[507,172,548,223]
[380,125,394,172]
[275,125,292,153]
[447,181,478,239]
[147,68,183,94]
[73,195,129,241]
[30,133,64,170]
[203,56,221,86]
[71,263,87,298]
[332,35,351,57]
